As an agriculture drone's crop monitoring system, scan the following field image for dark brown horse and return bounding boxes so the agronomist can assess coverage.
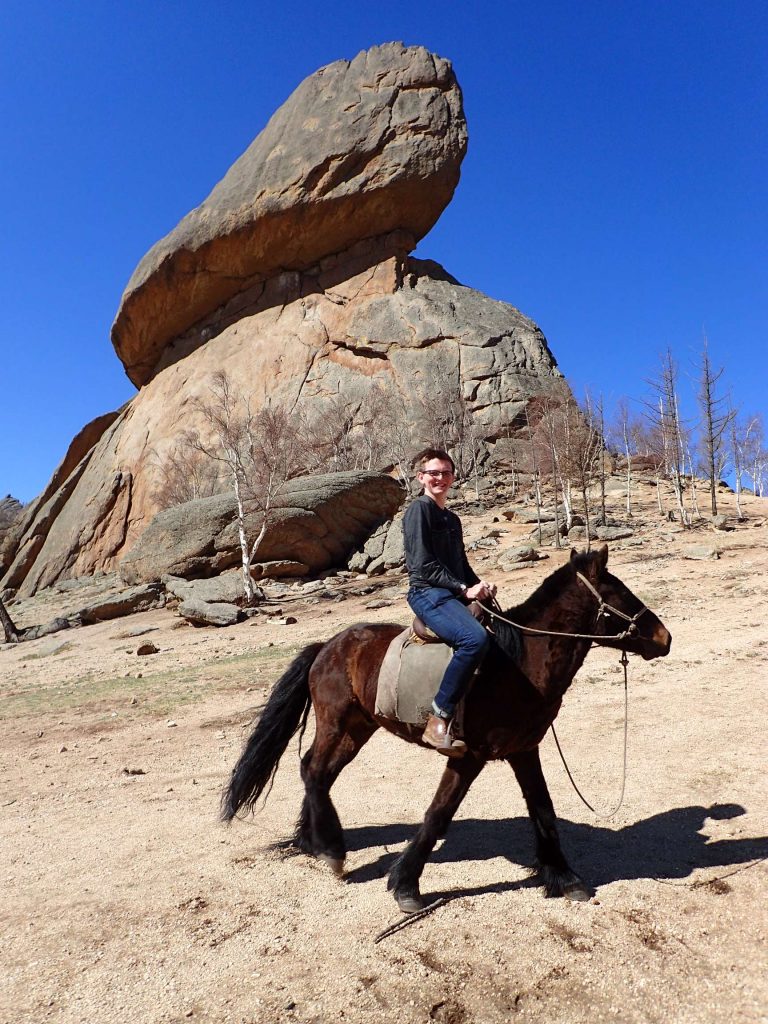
[222,547,671,912]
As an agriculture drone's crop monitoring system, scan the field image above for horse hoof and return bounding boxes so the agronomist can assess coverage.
[563,883,591,903]
[317,854,345,878]
[395,891,425,914]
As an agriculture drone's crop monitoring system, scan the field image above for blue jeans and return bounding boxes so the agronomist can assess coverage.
[407,586,490,717]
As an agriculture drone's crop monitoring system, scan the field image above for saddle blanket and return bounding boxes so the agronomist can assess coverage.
[375,628,453,725]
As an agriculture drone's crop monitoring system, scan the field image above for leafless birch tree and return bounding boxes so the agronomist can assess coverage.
[644,349,691,525]
[610,398,645,517]
[729,409,767,512]
[739,413,767,498]
[182,371,307,602]
[523,403,545,545]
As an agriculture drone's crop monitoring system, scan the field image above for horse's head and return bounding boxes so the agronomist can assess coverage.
[571,546,672,660]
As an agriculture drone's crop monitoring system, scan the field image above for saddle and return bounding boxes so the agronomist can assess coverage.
[375,602,490,733]
[409,600,487,644]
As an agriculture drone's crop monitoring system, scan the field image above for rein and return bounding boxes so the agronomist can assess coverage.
[549,650,630,818]
[486,571,643,819]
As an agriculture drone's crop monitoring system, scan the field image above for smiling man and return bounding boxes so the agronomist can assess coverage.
[402,448,497,756]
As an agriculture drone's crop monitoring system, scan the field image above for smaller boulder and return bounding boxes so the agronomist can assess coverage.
[163,570,251,606]
[502,508,558,524]
[78,583,165,624]
[252,560,311,579]
[568,525,599,543]
[595,526,635,541]
[501,545,541,565]
[498,546,549,572]
[530,521,567,542]
[178,599,243,627]
[683,545,720,561]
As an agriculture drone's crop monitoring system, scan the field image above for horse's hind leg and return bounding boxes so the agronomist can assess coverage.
[508,748,591,901]
[388,754,485,913]
[295,714,377,875]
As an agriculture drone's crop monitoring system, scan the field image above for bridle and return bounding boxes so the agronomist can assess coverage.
[485,570,650,646]
[572,571,650,642]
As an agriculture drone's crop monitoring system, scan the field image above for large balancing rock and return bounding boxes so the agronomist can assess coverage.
[112,42,467,387]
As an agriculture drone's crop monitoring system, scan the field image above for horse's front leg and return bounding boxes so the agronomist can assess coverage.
[508,748,591,901]
[388,753,485,913]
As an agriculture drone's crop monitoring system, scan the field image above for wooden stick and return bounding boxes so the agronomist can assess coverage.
[373,897,448,944]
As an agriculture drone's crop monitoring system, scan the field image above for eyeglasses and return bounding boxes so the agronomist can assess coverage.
[420,469,454,478]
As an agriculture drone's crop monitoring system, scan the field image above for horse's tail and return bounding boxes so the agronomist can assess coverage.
[220,642,324,822]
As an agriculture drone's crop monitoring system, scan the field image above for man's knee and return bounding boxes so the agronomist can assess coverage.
[458,621,490,657]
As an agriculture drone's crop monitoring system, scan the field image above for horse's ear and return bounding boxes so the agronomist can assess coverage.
[595,543,609,574]
[569,547,579,562]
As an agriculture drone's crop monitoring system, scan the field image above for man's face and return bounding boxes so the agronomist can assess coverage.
[417,458,455,503]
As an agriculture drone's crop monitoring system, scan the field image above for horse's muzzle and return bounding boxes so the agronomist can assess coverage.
[642,623,672,659]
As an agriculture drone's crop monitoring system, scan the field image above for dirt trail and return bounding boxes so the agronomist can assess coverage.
[2,484,766,1024]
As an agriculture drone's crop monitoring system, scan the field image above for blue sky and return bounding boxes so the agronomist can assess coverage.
[1,1,765,503]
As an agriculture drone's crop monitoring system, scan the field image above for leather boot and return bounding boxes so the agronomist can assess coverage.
[422,714,467,757]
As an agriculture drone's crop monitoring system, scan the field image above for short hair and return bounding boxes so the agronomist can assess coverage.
[412,447,455,473]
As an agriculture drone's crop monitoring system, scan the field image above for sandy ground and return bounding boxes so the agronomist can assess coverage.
[2,481,767,1024]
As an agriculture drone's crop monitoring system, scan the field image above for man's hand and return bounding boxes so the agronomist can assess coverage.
[465,580,497,602]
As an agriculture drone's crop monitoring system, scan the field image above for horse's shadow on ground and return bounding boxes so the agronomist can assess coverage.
[342,802,767,892]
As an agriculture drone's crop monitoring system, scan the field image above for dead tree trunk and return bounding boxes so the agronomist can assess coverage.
[0,595,20,643]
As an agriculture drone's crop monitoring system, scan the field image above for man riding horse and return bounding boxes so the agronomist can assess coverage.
[402,448,498,756]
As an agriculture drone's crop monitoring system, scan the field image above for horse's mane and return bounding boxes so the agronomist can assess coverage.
[500,549,601,627]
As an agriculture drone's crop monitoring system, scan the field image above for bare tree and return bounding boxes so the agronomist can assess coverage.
[591,392,607,525]
[610,398,644,517]
[696,338,735,516]
[740,413,767,498]
[301,381,417,488]
[412,381,487,492]
[630,417,667,513]
[500,409,521,500]
[573,393,606,544]
[537,393,567,545]
[0,595,20,643]
[684,441,702,519]
[304,393,361,473]
[644,349,691,525]
[413,385,465,459]
[536,385,602,544]
[182,371,307,602]
[729,401,746,518]
[730,409,767,514]
[457,403,485,498]
[523,403,545,545]
[151,442,222,510]
[366,383,416,489]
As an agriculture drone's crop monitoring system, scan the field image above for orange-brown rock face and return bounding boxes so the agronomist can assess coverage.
[2,44,572,599]
[3,251,564,597]
[112,42,467,388]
